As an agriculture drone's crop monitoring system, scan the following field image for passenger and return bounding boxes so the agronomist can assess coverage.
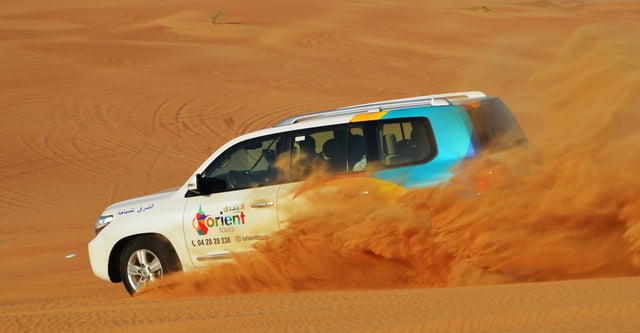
[348,134,367,171]
[410,125,430,160]
[295,135,322,178]
[321,139,347,172]
[298,135,318,159]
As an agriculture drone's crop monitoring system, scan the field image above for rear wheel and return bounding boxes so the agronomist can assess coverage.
[119,236,180,296]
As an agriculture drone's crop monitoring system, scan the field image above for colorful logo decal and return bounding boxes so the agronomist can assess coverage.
[191,204,247,236]
[192,205,210,235]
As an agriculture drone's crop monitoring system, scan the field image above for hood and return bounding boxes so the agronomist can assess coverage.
[104,187,180,216]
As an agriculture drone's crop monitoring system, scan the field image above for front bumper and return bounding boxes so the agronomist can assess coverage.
[88,235,113,282]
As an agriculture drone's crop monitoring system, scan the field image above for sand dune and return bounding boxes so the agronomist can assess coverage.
[1,0,639,331]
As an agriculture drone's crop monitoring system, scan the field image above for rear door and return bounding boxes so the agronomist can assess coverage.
[276,124,372,224]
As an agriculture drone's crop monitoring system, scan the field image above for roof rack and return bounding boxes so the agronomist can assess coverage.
[274,91,486,126]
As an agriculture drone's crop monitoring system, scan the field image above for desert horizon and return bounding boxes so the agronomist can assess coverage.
[1,0,639,332]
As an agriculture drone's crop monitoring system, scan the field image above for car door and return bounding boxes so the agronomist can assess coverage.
[276,124,370,225]
[183,134,285,267]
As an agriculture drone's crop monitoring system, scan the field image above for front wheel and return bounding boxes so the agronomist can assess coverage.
[119,236,181,296]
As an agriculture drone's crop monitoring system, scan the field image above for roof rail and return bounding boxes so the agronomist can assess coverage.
[274,91,485,126]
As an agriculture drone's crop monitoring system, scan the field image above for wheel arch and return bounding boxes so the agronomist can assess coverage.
[107,233,182,283]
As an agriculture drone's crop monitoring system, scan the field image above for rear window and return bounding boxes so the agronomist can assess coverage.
[376,118,436,167]
[462,97,527,152]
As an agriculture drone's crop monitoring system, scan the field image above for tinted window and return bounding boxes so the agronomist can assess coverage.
[376,118,436,167]
[288,124,368,181]
[463,97,527,151]
[201,135,282,192]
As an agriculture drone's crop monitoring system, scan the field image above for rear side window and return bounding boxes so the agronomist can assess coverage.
[463,97,527,152]
[284,118,436,182]
[376,118,436,167]
[287,124,368,181]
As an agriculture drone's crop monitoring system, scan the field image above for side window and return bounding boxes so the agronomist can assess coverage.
[464,97,527,152]
[200,135,282,193]
[289,124,367,181]
[377,118,435,167]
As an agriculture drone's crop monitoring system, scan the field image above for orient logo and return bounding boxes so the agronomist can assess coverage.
[191,205,246,236]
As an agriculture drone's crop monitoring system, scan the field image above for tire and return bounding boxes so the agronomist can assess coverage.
[118,236,181,296]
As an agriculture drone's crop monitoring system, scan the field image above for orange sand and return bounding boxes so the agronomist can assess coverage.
[1,0,639,331]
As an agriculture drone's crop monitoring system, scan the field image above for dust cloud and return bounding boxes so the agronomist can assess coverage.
[148,22,640,297]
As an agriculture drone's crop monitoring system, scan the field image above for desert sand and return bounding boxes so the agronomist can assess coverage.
[1,0,640,332]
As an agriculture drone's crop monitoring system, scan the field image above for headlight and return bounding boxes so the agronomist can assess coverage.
[95,215,113,234]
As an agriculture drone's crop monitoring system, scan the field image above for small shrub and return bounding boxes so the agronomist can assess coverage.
[209,10,224,24]
[465,6,492,13]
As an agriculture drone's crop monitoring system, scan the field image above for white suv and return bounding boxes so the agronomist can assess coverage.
[88,91,527,295]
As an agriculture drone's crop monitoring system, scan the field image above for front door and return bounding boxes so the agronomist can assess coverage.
[182,134,284,266]
[184,185,280,266]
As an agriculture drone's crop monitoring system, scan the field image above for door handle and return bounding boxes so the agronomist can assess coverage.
[251,200,275,208]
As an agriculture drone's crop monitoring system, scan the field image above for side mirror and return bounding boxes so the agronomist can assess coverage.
[187,174,199,192]
[191,173,226,195]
